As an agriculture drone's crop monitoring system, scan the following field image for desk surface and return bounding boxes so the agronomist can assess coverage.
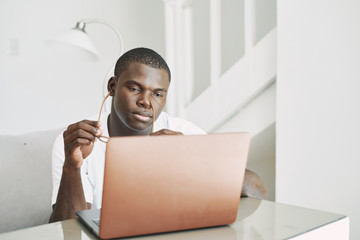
[0,198,347,240]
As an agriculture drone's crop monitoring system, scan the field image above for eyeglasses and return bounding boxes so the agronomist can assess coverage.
[97,92,156,143]
[150,101,155,133]
[97,92,111,143]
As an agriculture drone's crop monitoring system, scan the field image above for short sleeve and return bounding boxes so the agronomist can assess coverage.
[179,121,207,135]
[154,112,207,135]
[167,117,206,135]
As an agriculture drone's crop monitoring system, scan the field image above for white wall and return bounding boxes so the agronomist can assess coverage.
[277,1,360,239]
[214,82,276,200]
[0,0,164,135]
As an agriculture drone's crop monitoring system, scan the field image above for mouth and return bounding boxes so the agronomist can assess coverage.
[132,111,153,123]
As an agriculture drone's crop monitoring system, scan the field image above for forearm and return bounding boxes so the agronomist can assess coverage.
[49,166,90,223]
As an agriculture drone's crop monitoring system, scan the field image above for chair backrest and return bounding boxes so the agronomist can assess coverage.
[0,128,63,233]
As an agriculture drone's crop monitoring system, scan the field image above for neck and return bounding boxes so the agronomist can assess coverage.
[107,112,151,137]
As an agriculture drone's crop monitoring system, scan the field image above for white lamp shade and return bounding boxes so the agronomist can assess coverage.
[46,29,100,61]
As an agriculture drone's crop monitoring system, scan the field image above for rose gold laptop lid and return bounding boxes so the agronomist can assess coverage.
[99,132,250,239]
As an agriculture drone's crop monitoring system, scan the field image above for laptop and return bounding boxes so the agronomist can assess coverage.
[77,132,250,239]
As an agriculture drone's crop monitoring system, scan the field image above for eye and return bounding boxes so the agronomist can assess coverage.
[128,86,141,92]
[153,92,164,98]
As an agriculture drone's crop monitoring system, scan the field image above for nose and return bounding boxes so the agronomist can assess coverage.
[136,92,151,108]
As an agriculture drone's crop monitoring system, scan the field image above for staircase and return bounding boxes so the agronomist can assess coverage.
[163,0,277,200]
[163,0,276,136]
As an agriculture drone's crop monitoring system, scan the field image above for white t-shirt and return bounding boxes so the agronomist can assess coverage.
[51,112,206,209]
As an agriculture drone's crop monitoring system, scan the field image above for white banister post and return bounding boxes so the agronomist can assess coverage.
[210,0,221,116]
[244,0,256,53]
[210,0,221,84]
[183,5,194,106]
[244,0,256,90]
[163,0,188,118]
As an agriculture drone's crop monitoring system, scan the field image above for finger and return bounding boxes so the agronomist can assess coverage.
[65,137,93,155]
[65,120,101,138]
[64,128,98,146]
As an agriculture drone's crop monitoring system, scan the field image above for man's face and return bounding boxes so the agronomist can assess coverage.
[109,62,170,133]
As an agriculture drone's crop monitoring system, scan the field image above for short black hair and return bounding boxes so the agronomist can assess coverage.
[114,47,171,82]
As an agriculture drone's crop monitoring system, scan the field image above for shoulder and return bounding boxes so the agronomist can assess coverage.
[155,112,206,135]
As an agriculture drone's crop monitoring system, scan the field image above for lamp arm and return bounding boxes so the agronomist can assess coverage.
[77,19,125,106]
[78,19,125,56]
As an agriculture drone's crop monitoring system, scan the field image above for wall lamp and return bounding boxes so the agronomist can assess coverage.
[48,19,124,61]
[46,19,125,101]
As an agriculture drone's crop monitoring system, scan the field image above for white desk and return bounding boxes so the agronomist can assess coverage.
[0,198,349,240]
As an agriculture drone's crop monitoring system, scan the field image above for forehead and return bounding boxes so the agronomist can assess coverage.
[118,62,170,89]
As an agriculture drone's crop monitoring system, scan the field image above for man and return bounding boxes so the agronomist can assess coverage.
[49,47,266,223]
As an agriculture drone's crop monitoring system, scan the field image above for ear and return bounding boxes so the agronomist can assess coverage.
[107,77,117,96]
